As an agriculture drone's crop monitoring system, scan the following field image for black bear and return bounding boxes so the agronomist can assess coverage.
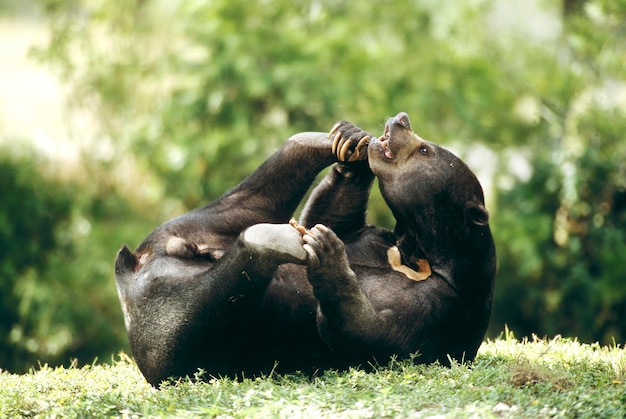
[114,112,496,386]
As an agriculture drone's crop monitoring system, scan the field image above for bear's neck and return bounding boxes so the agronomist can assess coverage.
[394,213,470,275]
[395,228,445,273]
[393,210,454,265]
[394,214,495,294]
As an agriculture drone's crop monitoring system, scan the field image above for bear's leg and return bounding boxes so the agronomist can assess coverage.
[199,223,308,303]
[303,224,386,357]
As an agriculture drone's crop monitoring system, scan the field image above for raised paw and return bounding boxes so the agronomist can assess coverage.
[329,121,372,163]
[302,224,348,270]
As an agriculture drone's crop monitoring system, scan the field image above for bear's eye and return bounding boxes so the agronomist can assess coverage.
[419,146,429,156]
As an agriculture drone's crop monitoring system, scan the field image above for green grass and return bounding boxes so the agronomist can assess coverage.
[1,333,625,418]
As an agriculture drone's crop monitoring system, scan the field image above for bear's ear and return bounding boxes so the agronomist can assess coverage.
[115,245,138,279]
[465,203,489,227]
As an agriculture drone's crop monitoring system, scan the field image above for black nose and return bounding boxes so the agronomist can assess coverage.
[394,112,412,130]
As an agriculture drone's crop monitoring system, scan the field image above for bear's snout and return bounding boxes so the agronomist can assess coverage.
[389,112,412,131]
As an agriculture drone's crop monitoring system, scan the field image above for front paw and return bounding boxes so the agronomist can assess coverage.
[303,224,348,271]
[329,121,372,163]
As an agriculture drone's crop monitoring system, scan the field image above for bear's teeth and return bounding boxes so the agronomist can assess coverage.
[382,140,394,159]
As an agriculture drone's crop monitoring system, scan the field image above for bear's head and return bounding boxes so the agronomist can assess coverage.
[368,112,493,279]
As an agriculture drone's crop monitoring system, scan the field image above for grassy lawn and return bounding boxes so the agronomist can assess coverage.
[1,332,624,418]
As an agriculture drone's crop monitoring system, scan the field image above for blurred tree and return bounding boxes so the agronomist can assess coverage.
[563,0,587,16]
[0,149,72,370]
[0,147,137,372]
[35,0,523,209]
[1,145,171,372]
[489,0,626,342]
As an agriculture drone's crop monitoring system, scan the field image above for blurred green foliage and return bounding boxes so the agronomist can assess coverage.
[1,0,624,371]
[0,147,142,371]
[0,150,72,371]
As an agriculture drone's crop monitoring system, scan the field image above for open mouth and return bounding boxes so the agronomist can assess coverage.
[379,125,394,160]
[375,112,413,161]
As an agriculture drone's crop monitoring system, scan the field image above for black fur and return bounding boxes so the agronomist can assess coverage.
[114,113,496,386]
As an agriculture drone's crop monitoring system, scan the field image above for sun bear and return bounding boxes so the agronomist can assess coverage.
[114,112,496,386]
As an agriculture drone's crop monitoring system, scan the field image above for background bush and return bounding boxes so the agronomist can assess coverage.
[1,0,624,372]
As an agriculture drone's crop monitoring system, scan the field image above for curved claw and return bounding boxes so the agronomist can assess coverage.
[329,120,371,162]
[339,138,352,161]
[347,136,371,162]
[356,135,370,150]
[329,121,342,138]
[331,131,342,155]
